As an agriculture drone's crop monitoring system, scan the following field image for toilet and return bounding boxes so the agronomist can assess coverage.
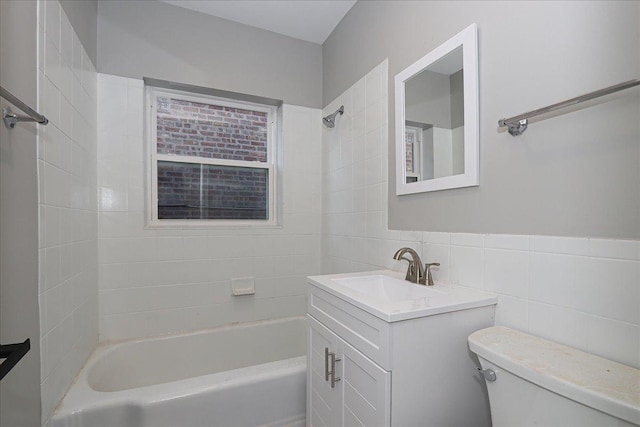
[468,326,640,427]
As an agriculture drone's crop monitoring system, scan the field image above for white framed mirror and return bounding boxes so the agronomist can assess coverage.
[395,23,479,195]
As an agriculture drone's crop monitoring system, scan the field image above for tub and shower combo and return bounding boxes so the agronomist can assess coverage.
[52,317,307,427]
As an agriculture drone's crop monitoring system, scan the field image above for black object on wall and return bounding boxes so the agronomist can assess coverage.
[0,339,30,381]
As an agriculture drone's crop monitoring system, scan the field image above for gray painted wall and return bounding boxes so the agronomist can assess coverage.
[60,0,98,66]
[0,1,42,425]
[97,0,323,108]
[323,1,640,238]
[405,70,452,129]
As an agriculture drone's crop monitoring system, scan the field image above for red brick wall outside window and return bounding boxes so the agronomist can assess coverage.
[150,91,274,222]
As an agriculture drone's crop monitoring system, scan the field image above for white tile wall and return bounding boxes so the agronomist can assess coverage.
[320,60,640,369]
[37,1,98,424]
[96,74,322,341]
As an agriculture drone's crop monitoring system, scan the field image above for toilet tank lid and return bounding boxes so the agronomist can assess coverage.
[469,326,640,426]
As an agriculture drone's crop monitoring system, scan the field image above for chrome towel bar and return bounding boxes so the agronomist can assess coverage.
[1,85,49,129]
[498,78,639,136]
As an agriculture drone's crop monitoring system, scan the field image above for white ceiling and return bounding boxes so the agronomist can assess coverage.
[161,1,357,44]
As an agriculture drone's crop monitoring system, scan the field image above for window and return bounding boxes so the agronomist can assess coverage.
[146,85,278,226]
[405,126,422,183]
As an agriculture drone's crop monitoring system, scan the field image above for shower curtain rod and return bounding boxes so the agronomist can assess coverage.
[498,78,639,136]
[1,85,49,129]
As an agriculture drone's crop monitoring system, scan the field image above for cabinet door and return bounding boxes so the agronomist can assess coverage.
[308,316,339,427]
[337,339,391,427]
[308,315,391,427]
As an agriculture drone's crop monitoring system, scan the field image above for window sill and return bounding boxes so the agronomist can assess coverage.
[145,219,281,230]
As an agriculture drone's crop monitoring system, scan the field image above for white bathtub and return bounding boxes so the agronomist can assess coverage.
[52,317,307,427]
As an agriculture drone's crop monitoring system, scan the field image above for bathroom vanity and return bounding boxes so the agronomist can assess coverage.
[306,270,497,427]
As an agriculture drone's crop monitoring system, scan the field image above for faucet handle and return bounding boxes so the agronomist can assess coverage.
[424,262,440,286]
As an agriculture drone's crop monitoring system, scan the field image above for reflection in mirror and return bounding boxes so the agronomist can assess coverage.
[395,24,478,195]
[404,46,464,183]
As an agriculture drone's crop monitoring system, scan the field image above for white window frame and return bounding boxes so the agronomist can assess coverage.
[145,86,279,227]
[405,126,422,182]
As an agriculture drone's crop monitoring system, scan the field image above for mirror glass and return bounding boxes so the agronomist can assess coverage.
[395,24,478,195]
[404,46,464,183]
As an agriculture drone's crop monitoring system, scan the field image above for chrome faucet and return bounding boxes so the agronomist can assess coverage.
[393,247,424,283]
[392,247,440,286]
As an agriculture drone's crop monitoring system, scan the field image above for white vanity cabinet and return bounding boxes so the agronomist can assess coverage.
[308,315,391,427]
[306,271,498,427]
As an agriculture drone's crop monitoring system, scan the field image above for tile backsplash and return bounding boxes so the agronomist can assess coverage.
[321,60,640,369]
[433,233,638,368]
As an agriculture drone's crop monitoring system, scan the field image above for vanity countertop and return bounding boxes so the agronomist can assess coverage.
[307,270,497,322]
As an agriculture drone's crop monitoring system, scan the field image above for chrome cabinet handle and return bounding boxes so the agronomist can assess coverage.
[330,352,341,389]
[324,347,342,388]
[324,347,330,381]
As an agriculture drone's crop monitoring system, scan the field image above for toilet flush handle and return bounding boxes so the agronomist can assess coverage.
[477,367,497,382]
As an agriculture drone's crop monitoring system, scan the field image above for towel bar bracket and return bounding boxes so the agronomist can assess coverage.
[2,106,47,129]
[1,85,49,129]
[505,119,528,136]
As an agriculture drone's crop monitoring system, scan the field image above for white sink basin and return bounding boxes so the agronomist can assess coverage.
[333,275,446,302]
[307,270,497,322]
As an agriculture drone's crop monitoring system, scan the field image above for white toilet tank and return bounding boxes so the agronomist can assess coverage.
[468,326,640,427]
